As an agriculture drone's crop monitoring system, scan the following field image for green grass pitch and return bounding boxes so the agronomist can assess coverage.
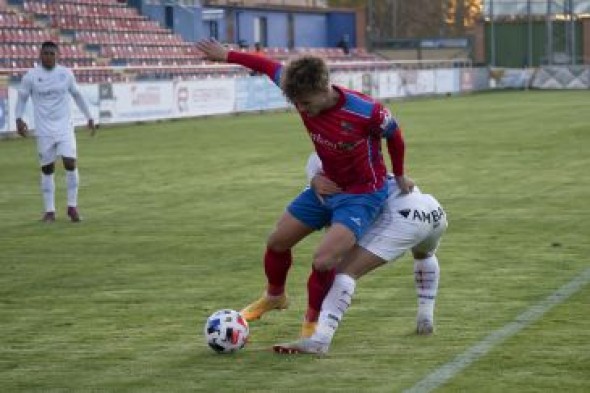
[1,90,589,392]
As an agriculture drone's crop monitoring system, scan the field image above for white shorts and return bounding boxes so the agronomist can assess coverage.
[358,190,448,262]
[36,133,77,166]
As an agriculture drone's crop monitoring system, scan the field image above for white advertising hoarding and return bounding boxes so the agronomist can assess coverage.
[376,71,403,99]
[173,78,235,117]
[234,76,288,112]
[100,82,174,124]
[414,70,436,95]
[435,69,457,94]
[331,72,366,93]
[2,68,471,134]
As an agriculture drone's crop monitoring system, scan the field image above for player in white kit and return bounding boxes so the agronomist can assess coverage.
[15,41,96,222]
[273,153,448,354]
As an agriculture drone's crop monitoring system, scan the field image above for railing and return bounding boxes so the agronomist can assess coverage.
[201,0,328,7]
[0,58,473,83]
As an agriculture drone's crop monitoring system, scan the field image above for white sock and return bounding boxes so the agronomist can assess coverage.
[414,255,440,321]
[312,273,356,345]
[41,173,55,212]
[66,169,79,207]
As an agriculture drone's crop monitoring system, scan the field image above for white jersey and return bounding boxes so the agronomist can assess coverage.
[305,152,447,261]
[358,179,447,261]
[15,65,91,137]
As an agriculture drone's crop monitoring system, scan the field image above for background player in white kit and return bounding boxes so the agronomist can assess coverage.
[273,153,448,354]
[15,41,96,223]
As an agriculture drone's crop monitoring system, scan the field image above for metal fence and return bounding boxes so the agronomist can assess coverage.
[484,0,588,66]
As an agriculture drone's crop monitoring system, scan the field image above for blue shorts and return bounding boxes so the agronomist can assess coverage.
[287,183,389,240]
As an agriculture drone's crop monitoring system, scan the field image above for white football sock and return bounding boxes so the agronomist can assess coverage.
[414,255,440,321]
[312,273,356,345]
[66,169,79,207]
[41,173,55,213]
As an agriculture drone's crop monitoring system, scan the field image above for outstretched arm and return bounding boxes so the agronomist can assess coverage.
[195,39,229,62]
[197,39,282,86]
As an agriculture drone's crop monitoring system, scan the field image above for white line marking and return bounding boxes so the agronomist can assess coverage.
[405,268,590,393]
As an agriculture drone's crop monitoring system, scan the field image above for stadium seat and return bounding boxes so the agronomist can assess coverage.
[3,0,386,81]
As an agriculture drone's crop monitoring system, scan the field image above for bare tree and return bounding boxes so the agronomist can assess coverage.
[368,0,446,39]
[330,0,483,40]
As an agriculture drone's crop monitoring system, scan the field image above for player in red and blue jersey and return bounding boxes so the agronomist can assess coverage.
[196,39,413,337]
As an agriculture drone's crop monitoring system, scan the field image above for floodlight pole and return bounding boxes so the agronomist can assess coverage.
[490,0,496,66]
[526,0,533,67]
[569,0,576,65]
[546,0,553,65]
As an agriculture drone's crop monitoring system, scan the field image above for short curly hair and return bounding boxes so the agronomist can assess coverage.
[280,55,330,102]
[41,41,59,51]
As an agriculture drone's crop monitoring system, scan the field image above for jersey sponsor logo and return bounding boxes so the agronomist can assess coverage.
[38,89,61,98]
[309,132,361,152]
[398,208,411,218]
[337,141,360,151]
[398,207,445,225]
[309,132,338,149]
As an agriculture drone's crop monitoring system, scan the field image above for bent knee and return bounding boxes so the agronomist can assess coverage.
[62,158,77,171]
[266,234,293,253]
[41,163,55,175]
[312,252,338,271]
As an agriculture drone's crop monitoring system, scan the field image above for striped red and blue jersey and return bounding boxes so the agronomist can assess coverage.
[227,51,405,194]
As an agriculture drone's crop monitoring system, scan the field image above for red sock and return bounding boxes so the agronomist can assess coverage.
[305,307,320,323]
[264,248,292,296]
[306,266,336,322]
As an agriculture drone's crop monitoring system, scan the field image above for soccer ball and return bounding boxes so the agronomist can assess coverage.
[204,309,249,354]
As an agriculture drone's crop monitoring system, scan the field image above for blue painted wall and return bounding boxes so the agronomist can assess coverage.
[134,2,202,43]
[175,6,203,43]
[200,7,334,48]
[140,3,165,27]
[327,11,356,47]
[127,0,141,10]
[130,2,356,48]
[201,12,228,42]
[293,13,326,47]
[234,10,289,48]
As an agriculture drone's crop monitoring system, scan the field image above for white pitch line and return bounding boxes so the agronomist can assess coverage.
[405,267,590,393]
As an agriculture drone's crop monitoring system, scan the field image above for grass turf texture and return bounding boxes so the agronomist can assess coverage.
[1,90,589,392]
